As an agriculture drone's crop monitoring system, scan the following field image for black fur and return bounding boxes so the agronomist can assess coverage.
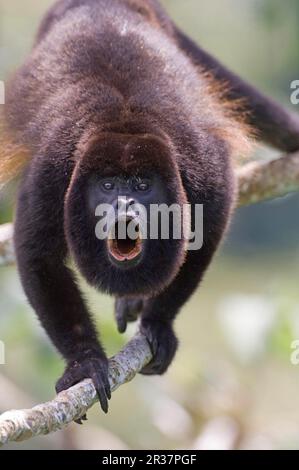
[175,28,299,152]
[4,0,299,413]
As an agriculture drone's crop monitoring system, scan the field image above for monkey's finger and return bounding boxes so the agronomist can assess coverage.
[98,389,109,414]
[115,299,128,333]
[128,299,144,320]
[101,370,112,400]
[55,375,72,394]
[116,314,127,334]
[92,373,109,413]
[105,382,112,401]
[126,311,139,322]
[96,386,109,414]
[74,414,88,424]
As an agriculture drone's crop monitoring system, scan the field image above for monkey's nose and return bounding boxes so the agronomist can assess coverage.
[117,196,135,210]
[116,196,136,221]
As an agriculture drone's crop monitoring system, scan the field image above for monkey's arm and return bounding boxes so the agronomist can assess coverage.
[175,28,299,152]
[139,241,215,375]
[14,157,111,413]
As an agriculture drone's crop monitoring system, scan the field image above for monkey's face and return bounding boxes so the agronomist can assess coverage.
[65,133,188,296]
[88,174,168,270]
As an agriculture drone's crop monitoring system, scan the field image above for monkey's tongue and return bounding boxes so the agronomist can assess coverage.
[108,236,142,262]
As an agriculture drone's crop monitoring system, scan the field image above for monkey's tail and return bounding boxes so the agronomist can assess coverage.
[0,114,31,189]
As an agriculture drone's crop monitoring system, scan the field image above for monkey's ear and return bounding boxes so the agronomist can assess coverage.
[174,27,299,153]
[0,112,31,188]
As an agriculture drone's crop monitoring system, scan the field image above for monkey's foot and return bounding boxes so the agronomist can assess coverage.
[140,320,178,375]
[56,353,111,416]
[115,298,144,333]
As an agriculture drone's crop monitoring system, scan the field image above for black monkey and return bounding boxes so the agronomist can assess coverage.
[1,0,299,415]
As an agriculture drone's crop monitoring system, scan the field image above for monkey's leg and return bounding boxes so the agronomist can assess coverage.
[14,158,111,414]
[114,298,144,333]
[175,28,299,152]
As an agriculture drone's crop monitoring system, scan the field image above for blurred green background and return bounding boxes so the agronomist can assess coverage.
[1,0,299,450]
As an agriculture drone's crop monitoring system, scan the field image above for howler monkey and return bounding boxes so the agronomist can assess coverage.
[1,0,299,414]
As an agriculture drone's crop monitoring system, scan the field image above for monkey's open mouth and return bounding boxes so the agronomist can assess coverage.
[107,218,142,263]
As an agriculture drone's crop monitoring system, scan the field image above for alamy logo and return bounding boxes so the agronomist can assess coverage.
[290,340,299,365]
[0,341,5,365]
[290,80,299,105]
[0,81,5,105]
[95,197,204,251]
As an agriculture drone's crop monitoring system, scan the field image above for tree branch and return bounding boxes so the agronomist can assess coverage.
[237,151,299,206]
[0,150,299,445]
[0,333,152,446]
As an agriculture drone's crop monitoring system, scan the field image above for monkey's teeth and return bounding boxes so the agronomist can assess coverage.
[107,235,142,263]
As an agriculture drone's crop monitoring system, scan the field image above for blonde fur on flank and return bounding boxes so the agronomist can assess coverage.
[0,112,31,189]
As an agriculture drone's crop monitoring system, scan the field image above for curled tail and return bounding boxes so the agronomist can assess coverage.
[0,112,32,189]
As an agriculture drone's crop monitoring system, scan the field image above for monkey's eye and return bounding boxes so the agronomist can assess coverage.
[102,181,115,191]
[136,181,150,192]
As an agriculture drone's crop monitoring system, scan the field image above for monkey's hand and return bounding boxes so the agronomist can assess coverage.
[140,319,178,375]
[56,351,111,415]
[115,298,144,333]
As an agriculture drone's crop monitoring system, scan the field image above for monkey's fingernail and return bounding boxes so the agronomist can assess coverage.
[117,319,127,333]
